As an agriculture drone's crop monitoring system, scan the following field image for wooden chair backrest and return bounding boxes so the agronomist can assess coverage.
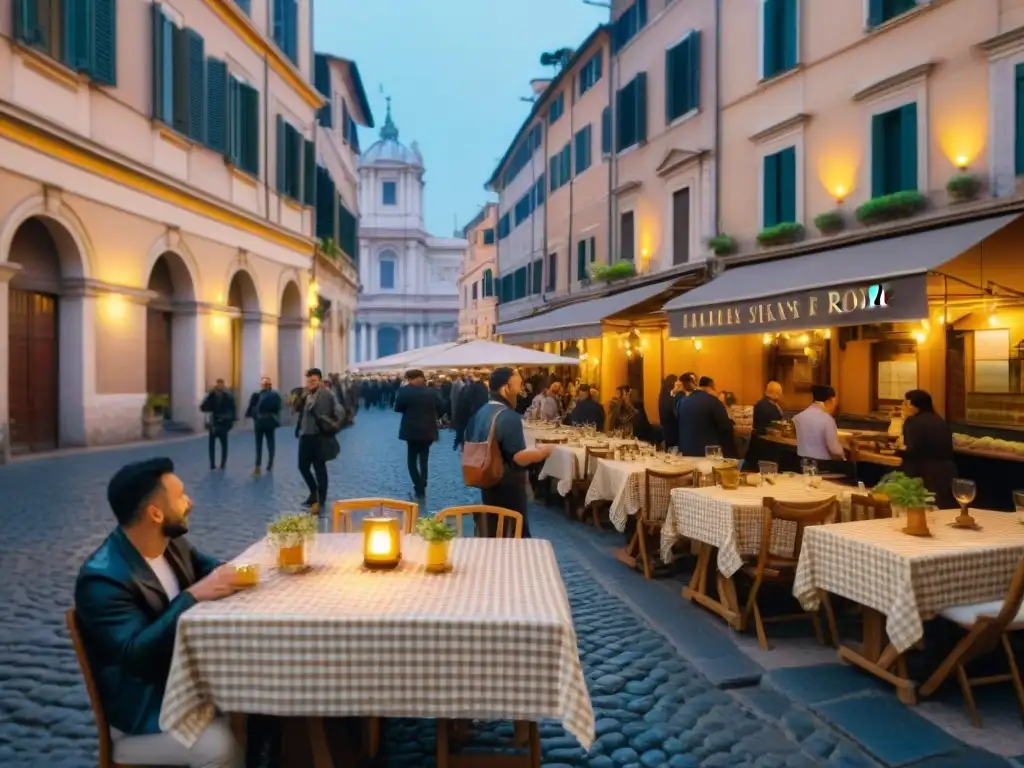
[438,505,523,539]
[332,498,419,534]
[66,609,116,768]
[967,557,1024,658]
[535,436,567,445]
[850,493,892,521]
[643,468,694,524]
[758,496,839,568]
[584,447,612,478]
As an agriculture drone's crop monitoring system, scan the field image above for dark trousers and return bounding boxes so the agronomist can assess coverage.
[298,435,328,506]
[480,472,530,538]
[254,425,276,468]
[208,429,228,468]
[406,440,431,492]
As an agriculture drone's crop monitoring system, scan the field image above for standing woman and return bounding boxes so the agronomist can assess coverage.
[899,389,956,509]
[658,375,679,450]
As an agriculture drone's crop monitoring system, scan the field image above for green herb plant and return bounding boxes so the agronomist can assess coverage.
[813,210,845,235]
[707,234,736,256]
[855,190,927,225]
[416,516,456,542]
[756,222,804,247]
[268,513,318,537]
[873,472,930,509]
[590,260,637,282]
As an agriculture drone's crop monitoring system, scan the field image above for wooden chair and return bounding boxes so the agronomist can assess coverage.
[741,497,840,650]
[919,558,1024,727]
[580,447,613,529]
[331,498,419,534]
[850,493,892,521]
[438,505,523,539]
[532,436,567,501]
[565,443,607,520]
[66,609,132,768]
[634,468,694,579]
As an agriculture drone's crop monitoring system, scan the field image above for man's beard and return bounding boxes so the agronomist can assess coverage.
[161,514,189,539]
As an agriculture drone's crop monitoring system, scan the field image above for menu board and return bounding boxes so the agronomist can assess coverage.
[877,360,917,401]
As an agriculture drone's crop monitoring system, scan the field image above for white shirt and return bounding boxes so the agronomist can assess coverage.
[146,554,181,601]
[793,403,844,461]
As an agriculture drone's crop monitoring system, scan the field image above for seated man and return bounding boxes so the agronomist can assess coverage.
[563,384,605,428]
[75,458,244,768]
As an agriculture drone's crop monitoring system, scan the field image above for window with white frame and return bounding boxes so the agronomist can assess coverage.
[378,248,397,289]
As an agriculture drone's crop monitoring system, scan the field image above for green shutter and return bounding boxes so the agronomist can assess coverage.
[577,240,586,280]
[206,57,227,154]
[303,139,316,205]
[1016,64,1024,175]
[14,0,41,46]
[243,84,259,175]
[589,236,596,265]
[763,152,779,227]
[636,72,648,143]
[282,0,297,62]
[763,0,778,77]
[778,146,796,223]
[687,34,701,112]
[171,26,189,134]
[150,5,169,122]
[91,0,116,85]
[314,54,332,127]
[782,0,798,71]
[898,102,917,191]
[601,107,611,154]
[871,113,885,197]
[187,30,205,142]
[227,78,242,166]
[665,46,676,122]
[64,0,93,72]
[275,115,286,192]
[867,0,882,26]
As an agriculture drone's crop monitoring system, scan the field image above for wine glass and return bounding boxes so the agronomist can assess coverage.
[951,478,977,526]
[758,461,779,487]
[705,445,723,461]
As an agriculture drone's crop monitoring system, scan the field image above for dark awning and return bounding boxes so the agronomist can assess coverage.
[664,214,1020,337]
[498,276,685,345]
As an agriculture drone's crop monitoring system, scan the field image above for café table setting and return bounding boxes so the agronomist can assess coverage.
[158,525,595,767]
[587,449,701,531]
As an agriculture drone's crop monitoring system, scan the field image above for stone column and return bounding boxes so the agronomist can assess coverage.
[59,292,94,448]
[358,322,366,363]
[171,306,204,431]
[0,264,18,463]
[348,324,356,368]
[404,324,412,352]
[369,324,378,360]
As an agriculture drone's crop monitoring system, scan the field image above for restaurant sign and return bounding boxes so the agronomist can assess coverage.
[667,275,929,338]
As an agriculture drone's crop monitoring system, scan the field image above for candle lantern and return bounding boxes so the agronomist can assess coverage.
[363,517,402,569]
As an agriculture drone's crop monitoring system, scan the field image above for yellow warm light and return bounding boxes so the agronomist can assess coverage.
[362,517,401,569]
[913,330,927,344]
[939,120,985,171]
[309,315,321,329]
[798,333,810,344]
[692,339,703,351]
[210,312,229,334]
[989,313,999,327]
[99,293,129,324]
[306,280,319,309]
[762,333,773,346]
[824,329,832,339]
[817,155,858,204]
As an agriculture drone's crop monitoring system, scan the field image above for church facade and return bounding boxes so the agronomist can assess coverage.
[351,103,465,363]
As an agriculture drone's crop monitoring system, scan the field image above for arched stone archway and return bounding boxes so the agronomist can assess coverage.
[146,251,198,426]
[226,269,262,404]
[278,280,303,393]
[5,215,89,453]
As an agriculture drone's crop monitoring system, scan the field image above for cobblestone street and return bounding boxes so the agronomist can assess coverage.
[0,409,1011,767]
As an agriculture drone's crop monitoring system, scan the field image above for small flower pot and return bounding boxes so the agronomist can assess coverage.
[901,507,931,537]
[425,540,452,573]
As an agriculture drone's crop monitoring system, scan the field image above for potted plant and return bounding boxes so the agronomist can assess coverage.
[855,190,927,226]
[590,259,637,283]
[317,236,341,261]
[416,515,456,571]
[268,513,318,572]
[873,471,932,536]
[814,210,845,236]
[707,234,736,256]
[142,394,169,439]
[756,222,805,248]
[946,173,981,203]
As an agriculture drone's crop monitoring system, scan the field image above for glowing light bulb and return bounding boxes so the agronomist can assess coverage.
[913,330,926,343]
[798,333,810,344]
[692,339,703,351]
[989,313,999,327]
[955,155,968,169]
[762,333,773,346]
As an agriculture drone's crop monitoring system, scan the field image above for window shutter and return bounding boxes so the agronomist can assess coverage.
[595,52,602,81]
[664,46,675,122]
[171,26,189,135]
[635,72,648,144]
[243,84,259,175]
[782,0,798,71]
[150,5,168,122]
[563,143,572,182]
[589,236,596,264]
[236,0,251,13]
[91,0,117,85]
[763,152,779,227]
[549,155,558,191]
[577,240,587,280]
[290,125,303,199]
[867,0,883,27]
[206,57,227,154]
[272,0,284,48]
[303,139,316,205]
[687,33,701,112]
[275,115,287,192]
[64,0,93,72]
[283,0,297,62]
[898,103,917,191]
[870,113,885,197]
[601,106,611,154]
[186,30,205,143]
[14,0,41,46]
[532,259,542,294]
[314,54,332,126]
[762,0,778,77]
[778,146,796,223]
[1015,64,1024,175]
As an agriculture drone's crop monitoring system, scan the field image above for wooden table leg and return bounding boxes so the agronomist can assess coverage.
[307,717,335,768]
[682,545,741,629]
[836,607,917,704]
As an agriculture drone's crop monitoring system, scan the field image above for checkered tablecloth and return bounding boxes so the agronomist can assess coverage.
[159,534,595,750]
[660,478,851,573]
[794,509,1024,653]
[586,458,701,531]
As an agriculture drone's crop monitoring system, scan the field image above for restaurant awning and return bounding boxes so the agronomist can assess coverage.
[664,214,1021,338]
[498,276,687,345]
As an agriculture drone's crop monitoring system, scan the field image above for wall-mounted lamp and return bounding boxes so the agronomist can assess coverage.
[955,155,969,172]
[762,333,773,346]
[912,330,927,344]
[692,339,703,351]
[833,185,846,205]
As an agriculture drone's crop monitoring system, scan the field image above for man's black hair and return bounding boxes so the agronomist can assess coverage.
[698,376,714,388]
[489,367,516,393]
[812,385,836,402]
[107,458,175,527]
[406,369,425,381]
[306,367,323,379]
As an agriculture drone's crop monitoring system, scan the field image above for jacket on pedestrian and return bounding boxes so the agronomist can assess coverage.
[73,528,220,735]
[454,380,489,447]
[200,390,236,432]
[395,384,440,443]
[299,386,342,437]
[451,378,465,416]
[658,391,678,448]
[677,389,737,458]
[245,389,282,430]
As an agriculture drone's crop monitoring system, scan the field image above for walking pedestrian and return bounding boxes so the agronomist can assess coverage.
[464,367,552,538]
[200,379,236,470]
[245,376,282,476]
[296,368,343,515]
[394,369,439,497]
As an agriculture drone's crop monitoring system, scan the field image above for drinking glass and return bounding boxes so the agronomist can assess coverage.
[1014,490,1024,524]
[952,478,976,510]
[705,446,723,461]
[801,458,818,476]
[758,461,779,487]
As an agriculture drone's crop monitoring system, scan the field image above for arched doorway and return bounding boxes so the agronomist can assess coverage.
[146,252,196,424]
[377,326,401,359]
[227,270,260,403]
[278,281,303,393]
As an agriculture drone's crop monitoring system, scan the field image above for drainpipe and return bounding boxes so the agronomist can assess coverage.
[608,23,616,271]
[567,84,575,294]
[713,0,722,241]
[263,0,272,220]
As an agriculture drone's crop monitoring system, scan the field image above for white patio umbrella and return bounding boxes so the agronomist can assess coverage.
[363,339,579,372]
[350,342,457,373]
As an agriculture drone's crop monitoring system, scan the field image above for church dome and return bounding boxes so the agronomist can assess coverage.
[359,99,423,168]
